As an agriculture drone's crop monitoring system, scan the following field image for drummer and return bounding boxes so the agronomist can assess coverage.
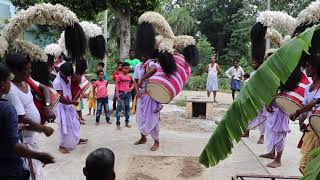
[290,59,320,174]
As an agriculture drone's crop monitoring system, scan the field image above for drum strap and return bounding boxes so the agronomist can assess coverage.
[25,145,36,180]
[26,78,43,97]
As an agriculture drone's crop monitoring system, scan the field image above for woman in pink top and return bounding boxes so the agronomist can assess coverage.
[93,70,111,125]
[115,62,134,129]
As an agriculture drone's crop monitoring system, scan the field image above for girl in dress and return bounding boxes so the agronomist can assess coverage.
[206,54,221,103]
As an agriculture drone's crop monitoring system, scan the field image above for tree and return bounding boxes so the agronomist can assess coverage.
[191,0,243,60]
[164,7,198,36]
[108,0,160,61]
[192,36,214,75]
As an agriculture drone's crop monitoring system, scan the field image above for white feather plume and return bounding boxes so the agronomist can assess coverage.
[80,21,103,38]
[296,1,320,26]
[139,11,175,38]
[256,11,296,34]
[1,3,79,44]
[0,36,8,58]
[11,40,47,62]
[45,43,62,57]
[173,35,196,49]
[58,32,68,57]
[265,28,283,47]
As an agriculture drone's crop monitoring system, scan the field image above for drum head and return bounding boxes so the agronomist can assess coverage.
[146,82,171,104]
[309,115,320,138]
[275,97,301,116]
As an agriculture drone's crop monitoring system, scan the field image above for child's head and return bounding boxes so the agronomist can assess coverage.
[233,60,240,68]
[60,62,74,78]
[116,62,123,71]
[90,79,96,84]
[97,62,105,71]
[244,73,250,80]
[0,63,11,95]
[251,60,260,71]
[83,148,115,180]
[97,70,104,81]
[129,49,136,60]
[122,62,130,74]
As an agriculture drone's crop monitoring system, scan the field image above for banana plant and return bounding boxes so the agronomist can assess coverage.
[199,24,319,167]
[302,148,320,180]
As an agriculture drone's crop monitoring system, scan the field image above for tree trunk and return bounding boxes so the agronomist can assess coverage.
[118,9,131,61]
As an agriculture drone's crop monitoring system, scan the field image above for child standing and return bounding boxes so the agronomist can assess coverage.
[111,62,123,113]
[93,70,111,125]
[115,62,134,129]
[86,79,97,116]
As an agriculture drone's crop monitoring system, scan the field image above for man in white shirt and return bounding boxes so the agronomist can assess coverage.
[225,60,245,100]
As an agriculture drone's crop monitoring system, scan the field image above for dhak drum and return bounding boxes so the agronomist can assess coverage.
[275,71,311,116]
[146,54,191,104]
[49,87,60,111]
[72,76,91,101]
[309,108,320,138]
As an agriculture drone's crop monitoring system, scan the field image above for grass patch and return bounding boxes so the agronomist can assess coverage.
[173,99,187,107]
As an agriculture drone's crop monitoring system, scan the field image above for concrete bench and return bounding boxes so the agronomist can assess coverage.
[185,97,213,120]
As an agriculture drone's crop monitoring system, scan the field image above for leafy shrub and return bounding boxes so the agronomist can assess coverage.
[192,36,214,75]
[184,73,207,91]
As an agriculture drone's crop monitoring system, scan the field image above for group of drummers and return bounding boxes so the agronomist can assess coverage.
[243,1,320,174]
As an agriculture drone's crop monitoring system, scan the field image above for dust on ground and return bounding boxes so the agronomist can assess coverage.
[126,156,204,180]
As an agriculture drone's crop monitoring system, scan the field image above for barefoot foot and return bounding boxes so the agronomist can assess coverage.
[59,147,70,154]
[257,136,264,144]
[134,138,147,145]
[259,153,275,159]
[78,138,88,145]
[266,160,281,168]
[241,130,249,138]
[150,142,159,151]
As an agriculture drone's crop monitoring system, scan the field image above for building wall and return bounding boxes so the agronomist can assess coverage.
[0,0,15,18]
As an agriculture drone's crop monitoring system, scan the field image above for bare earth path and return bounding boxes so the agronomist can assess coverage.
[39,88,302,180]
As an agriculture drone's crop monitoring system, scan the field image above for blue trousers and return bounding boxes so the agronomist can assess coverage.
[116,92,131,125]
[96,97,110,123]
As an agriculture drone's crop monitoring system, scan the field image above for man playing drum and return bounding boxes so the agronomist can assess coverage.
[290,59,320,174]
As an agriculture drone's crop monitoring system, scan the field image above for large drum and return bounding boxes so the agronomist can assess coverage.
[309,108,320,138]
[275,71,311,116]
[26,78,60,125]
[146,54,191,104]
[71,75,91,101]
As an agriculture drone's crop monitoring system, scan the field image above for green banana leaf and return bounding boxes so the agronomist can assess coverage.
[199,24,319,167]
[301,148,320,180]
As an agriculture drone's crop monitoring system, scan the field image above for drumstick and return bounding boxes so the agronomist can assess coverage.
[291,98,320,120]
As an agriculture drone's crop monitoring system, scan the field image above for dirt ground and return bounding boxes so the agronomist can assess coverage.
[42,90,302,180]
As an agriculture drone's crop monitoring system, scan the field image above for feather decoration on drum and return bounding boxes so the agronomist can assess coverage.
[44,43,63,71]
[136,11,200,103]
[80,21,106,60]
[0,3,86,62]
[58,21,106,60]
[137,12,177,75]
[45,43,62,58]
